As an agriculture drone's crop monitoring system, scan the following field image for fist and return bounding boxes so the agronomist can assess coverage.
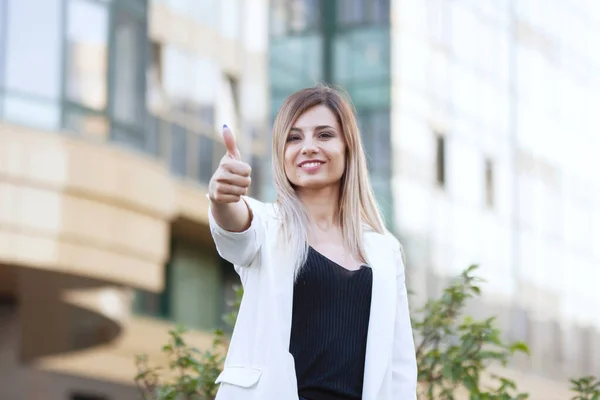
[208,125,252,204]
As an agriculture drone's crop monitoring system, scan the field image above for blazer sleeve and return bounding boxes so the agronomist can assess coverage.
[207,196,265,268]
[391,239,418,399]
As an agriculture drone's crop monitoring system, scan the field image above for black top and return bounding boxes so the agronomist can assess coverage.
[289,246,373,400]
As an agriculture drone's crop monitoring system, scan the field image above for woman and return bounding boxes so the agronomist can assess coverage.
[208,85,417,400]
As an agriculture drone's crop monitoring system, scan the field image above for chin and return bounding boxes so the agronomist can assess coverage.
[293,178,340,191]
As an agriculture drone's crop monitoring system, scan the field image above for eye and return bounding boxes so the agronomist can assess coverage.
[318,131,335,138]
[287,134,301,142]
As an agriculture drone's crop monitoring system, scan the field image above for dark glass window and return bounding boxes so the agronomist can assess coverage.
[144,114,162,157]
[435,133,446,188]
[197,135,215,185]
[287,0,320,33]
[485,158,494,208]
[135,240,227,331]
[169,123,188,177]
[359,109,390,177]
[337,0,390,25]
[110,4,147,145]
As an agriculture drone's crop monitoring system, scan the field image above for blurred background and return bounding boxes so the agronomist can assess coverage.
[0,0,599,399]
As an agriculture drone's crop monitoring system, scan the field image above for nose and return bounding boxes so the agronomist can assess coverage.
[300,136,319,155]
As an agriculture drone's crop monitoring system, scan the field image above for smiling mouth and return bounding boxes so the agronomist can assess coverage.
[299,161,325,169]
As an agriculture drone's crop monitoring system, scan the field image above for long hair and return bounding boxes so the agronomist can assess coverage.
[271,85,388,276]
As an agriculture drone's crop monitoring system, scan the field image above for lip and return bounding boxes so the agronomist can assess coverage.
[297,159,325,173]
[297,160,325,167]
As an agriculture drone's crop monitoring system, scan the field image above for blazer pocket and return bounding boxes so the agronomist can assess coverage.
[215,365,263,388]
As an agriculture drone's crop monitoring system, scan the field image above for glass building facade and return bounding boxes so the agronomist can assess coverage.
[268,0,394,224]
[0,0,150,148]
[392,0,600,384]
[269,0,600,391]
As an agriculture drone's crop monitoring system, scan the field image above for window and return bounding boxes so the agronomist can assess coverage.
[147,41,165,111]
[63,0,109,139]
[65,0,108,110]
[135,240,226,331]
[334,28,390,86]
[287,0,320,33]
[4,0,63,128]
[484,158,494,208]
[197,135,215,185]
[226,74,240,119]
[0,0,6,89]
[169,123,188,177]
[337,0,390,25]
[110,4,147,145]
[435,133,446,188]
[359,110,391,177]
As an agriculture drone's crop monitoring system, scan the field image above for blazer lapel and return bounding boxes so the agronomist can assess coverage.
[362,232,397,400]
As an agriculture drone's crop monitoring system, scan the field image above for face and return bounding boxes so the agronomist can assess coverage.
[284,105,346,191]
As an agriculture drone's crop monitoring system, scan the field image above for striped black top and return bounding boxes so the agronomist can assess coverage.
[289,246,373,400]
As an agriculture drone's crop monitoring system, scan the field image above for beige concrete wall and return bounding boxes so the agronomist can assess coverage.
[0,123,174,291]
[0,121,219,388]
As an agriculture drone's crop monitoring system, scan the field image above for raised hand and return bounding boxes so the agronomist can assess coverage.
[208,125,252,204]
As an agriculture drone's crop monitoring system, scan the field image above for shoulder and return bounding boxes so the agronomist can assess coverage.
[363,226,401,250]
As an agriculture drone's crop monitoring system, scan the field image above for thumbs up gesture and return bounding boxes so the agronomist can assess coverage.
[208,125,252,204]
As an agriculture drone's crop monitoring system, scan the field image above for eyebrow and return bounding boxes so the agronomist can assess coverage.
[290,125,336,132]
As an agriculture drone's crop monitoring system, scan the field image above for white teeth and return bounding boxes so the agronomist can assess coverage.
[301,162,322,168]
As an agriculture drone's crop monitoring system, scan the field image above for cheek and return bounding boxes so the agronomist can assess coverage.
[283,147,294,168]
[283,147,298,178]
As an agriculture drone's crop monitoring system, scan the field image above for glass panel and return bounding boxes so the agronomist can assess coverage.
[0,0,6,89]
[111,6,145,125]
[3,92,60,129]
[337,0,363,24]
[334,27,390,84]
[197,135,214,185]
[65,0,108,110]
[358,109,390,176]
[64,105,109,140]
[269,34,323,104]
[337,0,390,25]
[162,45,191,109]
[5,0,62,99]
[145,115,162,157]
[287,0,320,33]
[169,122,187,177]
[346,83,390,109]
[169,241,221,330]
[110,123,146,151]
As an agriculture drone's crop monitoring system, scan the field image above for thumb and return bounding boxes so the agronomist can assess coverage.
[222,124,241,160]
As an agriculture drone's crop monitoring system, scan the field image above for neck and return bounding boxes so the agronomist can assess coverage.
[296,185,340,230]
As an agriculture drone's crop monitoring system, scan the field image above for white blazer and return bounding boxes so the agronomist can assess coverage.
[209,197,417,400]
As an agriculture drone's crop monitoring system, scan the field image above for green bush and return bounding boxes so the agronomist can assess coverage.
[134,265,599,400]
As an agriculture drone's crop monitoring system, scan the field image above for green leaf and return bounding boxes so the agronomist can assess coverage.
[509,341,530,355]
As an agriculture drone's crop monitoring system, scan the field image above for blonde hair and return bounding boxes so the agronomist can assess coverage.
[271,85,388,276]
